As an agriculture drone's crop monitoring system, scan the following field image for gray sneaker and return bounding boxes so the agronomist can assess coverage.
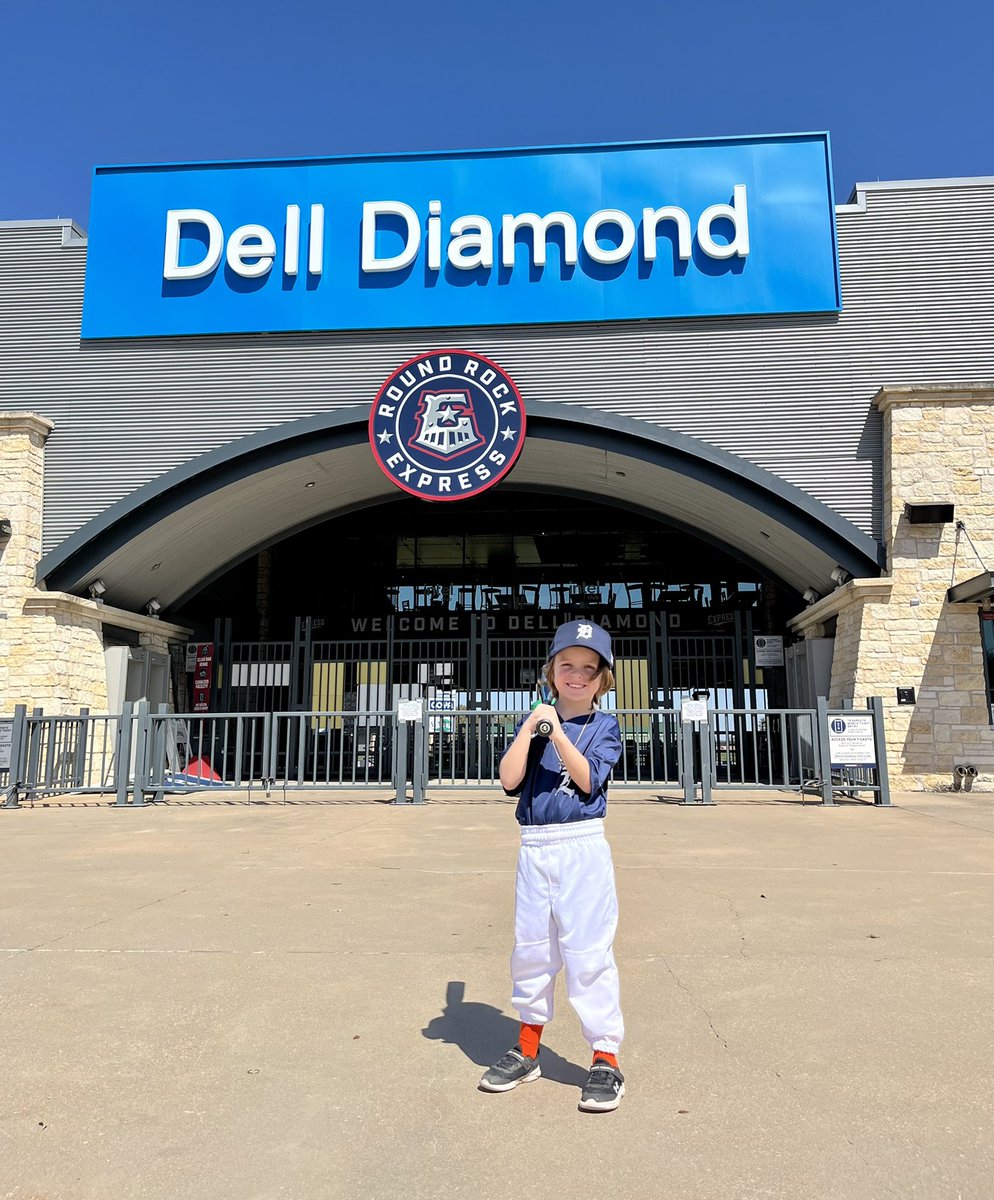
[578,1062,625,1112]
[478,1046,541,1092]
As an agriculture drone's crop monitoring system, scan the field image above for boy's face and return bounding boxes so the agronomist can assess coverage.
[552,646,603,705]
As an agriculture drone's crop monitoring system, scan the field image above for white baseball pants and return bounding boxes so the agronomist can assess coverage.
[510,818,624,1053]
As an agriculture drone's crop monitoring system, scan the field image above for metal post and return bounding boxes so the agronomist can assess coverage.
[392,718,409,803]
[233,715,245,787]
[699,713,715,806]
[733,610,746,707]
[295,713,308,786]
[115,702,135,806]
[265,714,279,791]
[131,701,151,807]
[73,707,90,789]
[215,616,233,715]
[868,696,892,806]
[2,705,27,808]
[26,707,44,796]
[816,697,835,806]
[411,706,427,805]
[148,703,170,804]
[680,717,696,805]
[745,608,757,709]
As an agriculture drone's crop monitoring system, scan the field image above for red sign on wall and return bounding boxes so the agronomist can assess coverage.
[190,643,214,713]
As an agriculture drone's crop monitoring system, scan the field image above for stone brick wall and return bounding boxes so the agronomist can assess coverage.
[1,412,189,716]
[792,385,994,789]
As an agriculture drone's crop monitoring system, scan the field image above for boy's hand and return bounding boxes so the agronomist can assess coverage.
[528,703,559,736]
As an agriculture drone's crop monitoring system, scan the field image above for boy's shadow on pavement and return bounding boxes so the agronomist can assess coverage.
[422,981,588,1087]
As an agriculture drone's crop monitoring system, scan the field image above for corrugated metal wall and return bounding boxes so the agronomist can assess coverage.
[1,181,992,555]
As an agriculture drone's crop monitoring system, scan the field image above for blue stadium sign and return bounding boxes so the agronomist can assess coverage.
[81,133,841,339]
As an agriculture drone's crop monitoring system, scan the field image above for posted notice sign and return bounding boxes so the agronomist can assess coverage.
[828,715,877,769]
[681,699,708,724]
[754,635,784,667]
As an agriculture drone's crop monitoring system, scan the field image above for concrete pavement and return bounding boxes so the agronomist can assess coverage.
[2,786,993,1199]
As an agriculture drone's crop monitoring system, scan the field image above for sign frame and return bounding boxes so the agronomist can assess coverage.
[81,132,841,339]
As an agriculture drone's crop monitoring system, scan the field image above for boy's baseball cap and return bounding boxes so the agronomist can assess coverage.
[548,620,614,668]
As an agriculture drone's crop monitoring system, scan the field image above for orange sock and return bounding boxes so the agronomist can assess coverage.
[592,1051,619,1070]
[518,1022,543,1059]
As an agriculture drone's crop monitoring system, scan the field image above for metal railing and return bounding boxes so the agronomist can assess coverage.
[709,707,821,789]
[2,699,891,808]
[0,707,125,802]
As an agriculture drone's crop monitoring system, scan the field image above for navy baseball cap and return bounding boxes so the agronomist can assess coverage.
[548,621,614,668]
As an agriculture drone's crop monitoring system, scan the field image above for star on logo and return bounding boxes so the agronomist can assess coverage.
[500,426,516,441]
[377,430,393,444]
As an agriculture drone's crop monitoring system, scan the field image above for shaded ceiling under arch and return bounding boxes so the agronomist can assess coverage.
[37,403,883,615]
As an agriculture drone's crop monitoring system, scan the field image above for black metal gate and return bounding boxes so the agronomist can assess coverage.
[214,613,758,785]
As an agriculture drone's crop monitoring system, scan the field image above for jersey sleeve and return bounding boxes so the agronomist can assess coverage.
[585,712,623,795]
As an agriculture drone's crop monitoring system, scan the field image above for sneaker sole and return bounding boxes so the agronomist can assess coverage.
[578,1082,625,1112]
[478,1065,541,1092]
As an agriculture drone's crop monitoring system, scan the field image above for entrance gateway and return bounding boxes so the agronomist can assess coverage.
[12,129,935,791]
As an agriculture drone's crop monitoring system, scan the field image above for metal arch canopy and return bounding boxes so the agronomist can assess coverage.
[37,403,883,612]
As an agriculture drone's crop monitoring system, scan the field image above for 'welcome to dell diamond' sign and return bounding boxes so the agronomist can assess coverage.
[81,134,840,339]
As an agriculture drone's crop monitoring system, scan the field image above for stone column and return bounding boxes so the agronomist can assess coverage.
[0,411,191,714]
[790,384,994,789]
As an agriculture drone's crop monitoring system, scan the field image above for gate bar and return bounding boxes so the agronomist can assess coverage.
[869,696,892,806]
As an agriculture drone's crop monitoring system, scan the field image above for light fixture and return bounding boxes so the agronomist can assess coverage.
[87,578,107,599]
[905,502,954,524]
[830,566,852,587]
[145,597,162,616]
[0,517,11,538]
[802,587,820,605]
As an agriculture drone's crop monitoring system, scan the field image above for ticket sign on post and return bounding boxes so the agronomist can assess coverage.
[681,699,708,723]
[828,715,877,769]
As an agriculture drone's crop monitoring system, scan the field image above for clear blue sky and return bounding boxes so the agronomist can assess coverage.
[2,0,991,226]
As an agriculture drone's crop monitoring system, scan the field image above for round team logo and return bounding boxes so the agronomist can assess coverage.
[368,350,526,502]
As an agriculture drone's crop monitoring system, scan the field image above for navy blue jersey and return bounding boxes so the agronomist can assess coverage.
[503,709,623,825]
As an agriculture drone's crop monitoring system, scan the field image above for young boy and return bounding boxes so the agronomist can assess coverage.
[479,620,626,1112]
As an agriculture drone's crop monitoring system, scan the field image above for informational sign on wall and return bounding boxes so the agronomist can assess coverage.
[754,635,785,667]
[828,715,877,769]
[81,133,840,338]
